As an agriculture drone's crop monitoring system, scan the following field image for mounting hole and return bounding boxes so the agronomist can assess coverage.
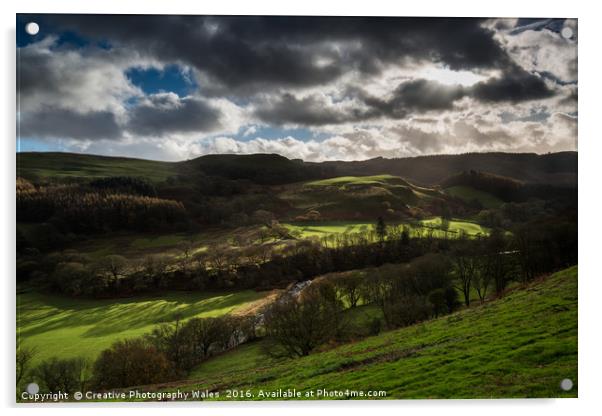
[26,382,39,394]
[561,27,573,39]
[25,22,39,36]
[560,378,573,391]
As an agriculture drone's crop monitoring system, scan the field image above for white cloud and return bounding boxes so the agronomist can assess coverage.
[494,20,578,83]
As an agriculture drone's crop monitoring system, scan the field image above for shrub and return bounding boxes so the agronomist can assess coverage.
[263,284,345,357]
[92,339,174,389]
[383,295,432,328]
[33,357,90,393]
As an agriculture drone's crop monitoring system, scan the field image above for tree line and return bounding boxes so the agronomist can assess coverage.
[17,177,188,234]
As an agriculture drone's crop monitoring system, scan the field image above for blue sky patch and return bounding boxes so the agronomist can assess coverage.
[126,65,197,97]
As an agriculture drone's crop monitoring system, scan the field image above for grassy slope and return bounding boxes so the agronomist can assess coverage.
[420,217,490,236]
[283,217,489,239]
[305,175,411,187]
[160,266,577,399]
[444,185,504,209]
[17,290,269,364]
[280,174,441,220]
[16,152,177,183]
[283,221,375,238]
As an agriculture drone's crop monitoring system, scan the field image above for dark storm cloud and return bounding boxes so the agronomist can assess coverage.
[361,80,466,118]
[126,94,222,136]
[254,93,370,126]
[33,15,512,90]
[253,80,467,126]
[20,107,122,140]
[16,14,570,154]
[472,69,555,103]
[254,68,555,126]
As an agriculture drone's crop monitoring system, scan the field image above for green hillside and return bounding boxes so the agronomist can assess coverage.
[155,266,577,400]
[280,174,442,220]
[16,289,269,364]
[444,185,504,209]
[305,174,411,187]
[16,152,177,183]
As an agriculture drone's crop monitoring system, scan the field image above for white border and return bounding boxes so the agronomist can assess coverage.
[2,1,600,415]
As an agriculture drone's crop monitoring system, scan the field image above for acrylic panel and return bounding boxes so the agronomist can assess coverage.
[16,14,578,403]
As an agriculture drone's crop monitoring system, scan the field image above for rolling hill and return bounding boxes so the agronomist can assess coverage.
[17,151,577,187]
[443,186,504,209]
[148,266,577,400]
[319,152,577,186]
[16,289,271,365]
[279,174,443,220]
[16,152,178,183]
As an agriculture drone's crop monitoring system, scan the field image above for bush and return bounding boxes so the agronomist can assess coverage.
[383,295,432,328]
[33,357,90,393]
[369,318,382,335]
[263,284,345,357]
[444,286,461,313]
[428,288,447,317]
[92,339,175,389]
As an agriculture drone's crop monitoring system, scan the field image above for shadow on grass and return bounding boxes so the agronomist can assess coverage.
[17,291,261,339]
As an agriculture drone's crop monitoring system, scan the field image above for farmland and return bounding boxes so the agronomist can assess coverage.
[17,289,270,364]
[160,266,578,400]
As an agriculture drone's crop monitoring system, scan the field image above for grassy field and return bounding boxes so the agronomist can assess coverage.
[444,185,504,209]
[284,218,489,239]
[61,226,266,261]
[16,152,178,183]
[153,266,577,400]
[419,217,490,237]
[283,221,375,238]
[305,175,411,187]
[17,289,269,364]
[279,174,441,220]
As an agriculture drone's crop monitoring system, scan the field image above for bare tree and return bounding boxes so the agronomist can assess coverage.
[331,271,364,308]
[95,255,129,283]
[451,238,479,307]
[16,344,37,388]
[263,285,345,357]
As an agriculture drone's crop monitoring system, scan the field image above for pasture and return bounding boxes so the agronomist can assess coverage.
[166,266,578,399]
[17,289,269,364]
[284,217,489,239]
[16,152,178,183]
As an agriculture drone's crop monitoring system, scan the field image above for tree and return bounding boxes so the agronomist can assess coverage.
[428,288,447,317]
[331,271,364,308]
[451,238,479,307]
[179,317,227,360]
[92,338,174,389]
[263,285,344,357]
[95,255,128,283]
[146,315,187,372]
[375,216,387,243]
[51,262,89,296]
[383,294,432,328]
[252,210,275,226]
[33,357,88,393]
[441,217,450,232]
[443,286,461,313]
[16,344,37,388]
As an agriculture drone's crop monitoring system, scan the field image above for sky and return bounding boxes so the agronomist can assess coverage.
[16,15,577,162]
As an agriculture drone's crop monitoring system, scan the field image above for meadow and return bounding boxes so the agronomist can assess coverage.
[159,266,577,399]
[44,216,489,264]
[284,217,489,239]
[16,152,178,183]
[16,289,269,364]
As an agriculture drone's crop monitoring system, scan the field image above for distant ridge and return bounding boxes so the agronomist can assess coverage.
[17,151,577,186]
